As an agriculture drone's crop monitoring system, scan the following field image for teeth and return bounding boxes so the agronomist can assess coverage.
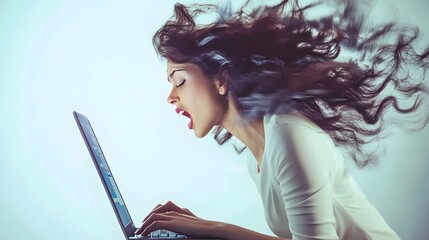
[179,110,185,115]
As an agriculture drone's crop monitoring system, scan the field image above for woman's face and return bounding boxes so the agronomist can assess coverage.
[166,61,227,138]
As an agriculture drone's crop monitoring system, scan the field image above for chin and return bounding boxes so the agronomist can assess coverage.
[194,130,206,139]
[194,133,204,138]
[193,127,210,139]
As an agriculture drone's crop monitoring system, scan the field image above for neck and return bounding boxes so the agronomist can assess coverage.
[219,97,265,164]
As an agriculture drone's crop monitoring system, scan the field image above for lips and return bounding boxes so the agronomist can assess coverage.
[175,107,193,129]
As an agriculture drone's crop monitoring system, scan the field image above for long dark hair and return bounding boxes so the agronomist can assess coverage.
[153,0,429,168]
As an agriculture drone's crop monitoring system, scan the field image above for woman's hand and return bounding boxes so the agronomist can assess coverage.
[135,201,221,238]
[141,200,197,221]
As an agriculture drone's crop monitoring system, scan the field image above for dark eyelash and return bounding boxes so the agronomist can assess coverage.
[177,80,186,88]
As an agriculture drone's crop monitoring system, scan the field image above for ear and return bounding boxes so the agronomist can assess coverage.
[215,70,229,96]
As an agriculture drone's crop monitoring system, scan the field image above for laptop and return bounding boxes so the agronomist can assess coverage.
[73,111,220,240]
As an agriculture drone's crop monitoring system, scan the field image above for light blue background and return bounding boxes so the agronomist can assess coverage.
[1,0,428,239]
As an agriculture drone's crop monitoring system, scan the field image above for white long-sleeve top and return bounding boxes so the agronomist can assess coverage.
[245,112,400,240]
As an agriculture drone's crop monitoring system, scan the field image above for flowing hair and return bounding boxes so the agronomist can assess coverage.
[152,0,429,168]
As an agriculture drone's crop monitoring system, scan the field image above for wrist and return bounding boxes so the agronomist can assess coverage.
[209,221,230,239]
[207,221,288,240]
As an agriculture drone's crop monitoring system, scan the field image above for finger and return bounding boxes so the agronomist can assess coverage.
[143,201,185,222]
[136,213,172,235]
[136,212,189,234]
[140,220,173,237]
[142,201,174,222]
[142,204,162,222]
[160,201,194,216]
[182,207,196,217]
[137,212,187,236]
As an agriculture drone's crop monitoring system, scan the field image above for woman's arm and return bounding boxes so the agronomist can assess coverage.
[270,123,340,239]
[136,201,289,240]
[215,221,290,240]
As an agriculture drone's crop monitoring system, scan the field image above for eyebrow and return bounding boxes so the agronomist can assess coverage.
[167,69,185,82]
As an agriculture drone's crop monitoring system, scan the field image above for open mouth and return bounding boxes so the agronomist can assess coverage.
[175,108,193,129]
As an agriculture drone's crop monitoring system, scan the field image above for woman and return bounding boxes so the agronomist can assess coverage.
[137,0,429,239]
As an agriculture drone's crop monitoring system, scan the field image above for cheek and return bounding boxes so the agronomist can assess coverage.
[191,88,219,116]
[186,79,223,117]
[185,88,201,106]
[202,92,226,119]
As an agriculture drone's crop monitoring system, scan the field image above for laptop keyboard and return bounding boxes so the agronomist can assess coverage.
[149,229,187,239]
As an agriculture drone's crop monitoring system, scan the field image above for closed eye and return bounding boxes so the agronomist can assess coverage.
[177,80,186,88]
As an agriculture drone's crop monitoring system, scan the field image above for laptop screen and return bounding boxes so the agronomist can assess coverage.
[75,113,133,228]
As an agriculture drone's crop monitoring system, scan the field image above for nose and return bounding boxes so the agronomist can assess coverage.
[167,88,179,105]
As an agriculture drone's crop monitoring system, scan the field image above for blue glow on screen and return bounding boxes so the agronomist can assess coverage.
[79,116,132,227]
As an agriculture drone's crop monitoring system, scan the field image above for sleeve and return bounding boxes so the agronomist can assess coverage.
[270,124,339,240]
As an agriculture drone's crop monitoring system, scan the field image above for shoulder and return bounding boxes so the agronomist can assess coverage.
[264,111,329,151]
[263,112,337,178]
[265,110,325,134]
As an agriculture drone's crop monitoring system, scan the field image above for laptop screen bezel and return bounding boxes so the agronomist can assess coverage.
[73,111,137,238]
